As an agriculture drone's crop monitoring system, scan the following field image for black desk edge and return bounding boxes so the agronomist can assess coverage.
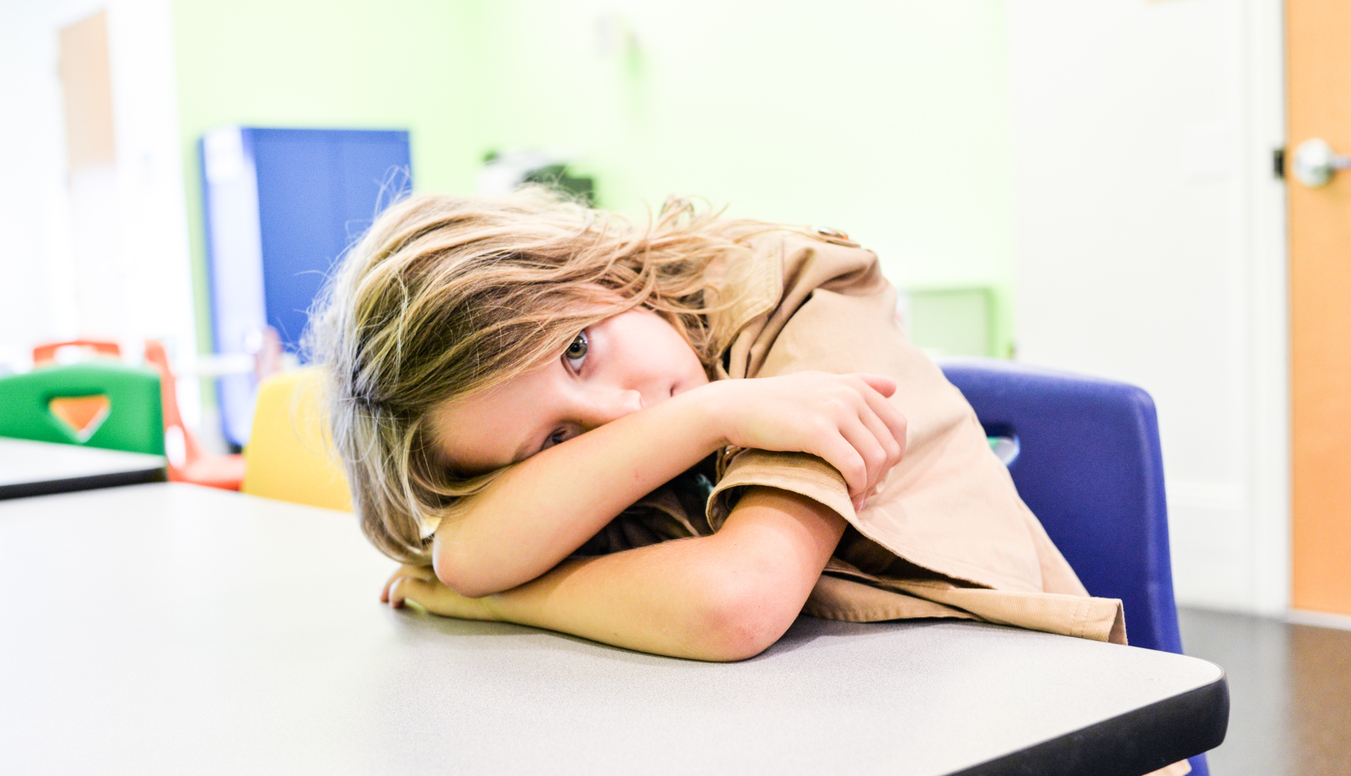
[0,466,168,500]
[955,670,1228,776]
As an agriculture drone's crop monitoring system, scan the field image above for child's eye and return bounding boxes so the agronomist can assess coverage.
[544,429,570,450]
[563,331,588,371]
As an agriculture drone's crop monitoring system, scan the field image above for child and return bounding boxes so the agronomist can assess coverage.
[308,188,1126,663]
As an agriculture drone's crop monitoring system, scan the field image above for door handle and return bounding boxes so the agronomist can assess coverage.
[1292,138,1351,187]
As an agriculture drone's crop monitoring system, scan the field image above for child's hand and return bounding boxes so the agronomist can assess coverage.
[700,372,906,508]
[381,564,498,621]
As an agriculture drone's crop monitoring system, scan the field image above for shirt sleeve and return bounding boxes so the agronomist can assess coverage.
[706,234,1074,596]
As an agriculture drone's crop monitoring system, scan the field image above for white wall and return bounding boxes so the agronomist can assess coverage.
[0,0,85,371]
[105,0,197,366]
[0,0,197,397]
[1007,0,1288,614]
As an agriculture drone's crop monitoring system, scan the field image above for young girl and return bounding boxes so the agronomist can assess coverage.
[309,187,1127,663]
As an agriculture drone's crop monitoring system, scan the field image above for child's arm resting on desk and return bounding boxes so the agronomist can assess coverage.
[433,372,904,598]
[388,486,846,662]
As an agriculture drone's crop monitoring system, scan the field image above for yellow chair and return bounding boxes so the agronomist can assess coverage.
[241,368,352,511]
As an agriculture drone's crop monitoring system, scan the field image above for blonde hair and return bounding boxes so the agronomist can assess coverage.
[308,187,773,564]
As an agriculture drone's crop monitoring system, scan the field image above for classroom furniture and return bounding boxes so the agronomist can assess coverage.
[143,340,246,490]
[0,483,1227,775]
[940,357,1210,776]
[30,338,123,363]
[0,361,164,455]
[32,338,247,490]
[200,126,412,446]
[29,338,126,432]
[241,368,351,510]
[0,437,165,499]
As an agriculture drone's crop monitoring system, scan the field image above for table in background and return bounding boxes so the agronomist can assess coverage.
[0,484,1227,775]
[0,437,165,499]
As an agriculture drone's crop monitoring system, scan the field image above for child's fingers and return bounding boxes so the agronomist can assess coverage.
[381,564,436,604]
[387,576,432,613]
[837,415,889,497]
[853,373,897,398]
[843,376,905,485]
[862,394,906,456]
[818,433,868,499]
[858,381,908,451]
[857,404,904,478]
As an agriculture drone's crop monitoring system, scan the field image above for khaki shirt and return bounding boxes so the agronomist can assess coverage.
[586,228,1126,645]
[579,228,1189,776]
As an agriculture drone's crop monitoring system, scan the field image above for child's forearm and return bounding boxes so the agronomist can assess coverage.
[433,389,723,597]
[396,487,847,661]
[434,372,904,598]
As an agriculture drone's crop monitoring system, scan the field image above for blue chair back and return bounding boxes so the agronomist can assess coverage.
[939,357,1208,776]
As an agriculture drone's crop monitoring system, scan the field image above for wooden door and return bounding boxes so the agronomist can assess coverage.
[1288,0,1351,616]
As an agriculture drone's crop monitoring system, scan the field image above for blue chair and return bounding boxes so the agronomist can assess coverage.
[940,357,1213,776]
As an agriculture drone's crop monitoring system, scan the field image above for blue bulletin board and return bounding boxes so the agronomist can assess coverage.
[200,127,412,446]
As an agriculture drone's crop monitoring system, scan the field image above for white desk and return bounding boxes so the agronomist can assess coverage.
[0,485,1226,775]
[0,437,166,499]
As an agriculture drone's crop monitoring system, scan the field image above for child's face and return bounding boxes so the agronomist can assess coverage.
[429,308,709,474]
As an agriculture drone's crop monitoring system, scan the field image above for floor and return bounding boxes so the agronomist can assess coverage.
[1177,607,1351,776]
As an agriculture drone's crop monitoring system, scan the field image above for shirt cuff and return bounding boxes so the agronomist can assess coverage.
[707,448,854,532]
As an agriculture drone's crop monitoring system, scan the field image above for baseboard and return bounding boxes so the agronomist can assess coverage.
[1286,608,1351,632]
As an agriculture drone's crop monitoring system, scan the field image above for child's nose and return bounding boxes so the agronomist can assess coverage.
[581,388,644,428]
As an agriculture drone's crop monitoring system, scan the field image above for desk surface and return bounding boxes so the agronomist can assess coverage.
[0,437,166,499]
[0,485,1226,776]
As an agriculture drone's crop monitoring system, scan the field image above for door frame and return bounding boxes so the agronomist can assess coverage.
[1244,0,1290,616]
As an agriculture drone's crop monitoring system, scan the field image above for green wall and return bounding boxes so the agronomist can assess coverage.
[471,0,1015,356]
[172,0,1014,358]
[171,0,489,355]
